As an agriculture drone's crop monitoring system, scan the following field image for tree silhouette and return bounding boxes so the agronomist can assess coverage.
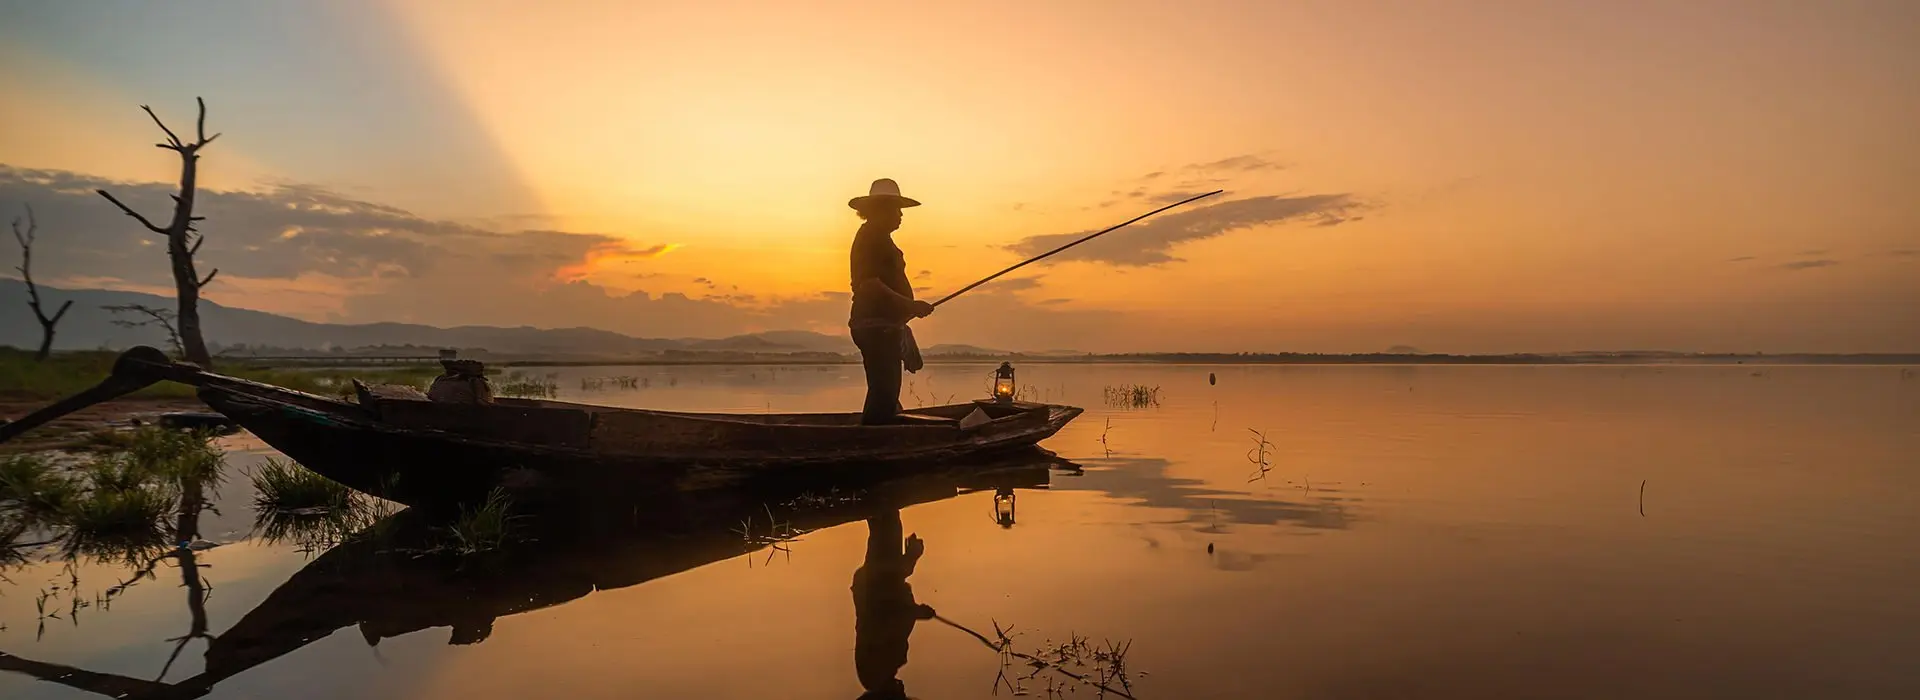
[10,204,73,361]
[102,304,184,359]
[96,98,221,368]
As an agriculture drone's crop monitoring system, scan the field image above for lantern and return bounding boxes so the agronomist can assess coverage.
[993,362,1017,404]
[993,487,1017,528]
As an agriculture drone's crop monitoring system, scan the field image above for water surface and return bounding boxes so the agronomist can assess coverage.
[4,364,1917,699]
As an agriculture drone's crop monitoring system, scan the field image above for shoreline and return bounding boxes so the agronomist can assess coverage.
[0,396,209,454]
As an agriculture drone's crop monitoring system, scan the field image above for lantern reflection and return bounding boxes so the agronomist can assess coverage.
[992,487,1016,528]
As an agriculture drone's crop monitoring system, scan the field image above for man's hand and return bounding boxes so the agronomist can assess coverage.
[905,533,926,559]
[909,300,934,318]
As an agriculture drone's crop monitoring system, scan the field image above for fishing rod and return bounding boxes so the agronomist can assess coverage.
[930,189,1225,308]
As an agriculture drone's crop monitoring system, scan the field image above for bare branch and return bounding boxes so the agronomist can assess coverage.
[95,190,169,234]
[10,207,31,248]
[141,104,185,148]
[195,97,208,143]
[188,235,204,256]
[198,268,219,287]
[50,299,74,324]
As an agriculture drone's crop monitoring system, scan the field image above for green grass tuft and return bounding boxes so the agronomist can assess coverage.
[249,458,353,512]
[82,454,158,494]
[444,487,519,554]
[0,453,81,519]
[60,486,173,563]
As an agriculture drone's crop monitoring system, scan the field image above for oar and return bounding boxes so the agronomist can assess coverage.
[930,189,1224,308]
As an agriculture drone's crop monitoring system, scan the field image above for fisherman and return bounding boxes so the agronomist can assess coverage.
[848,178,934,425]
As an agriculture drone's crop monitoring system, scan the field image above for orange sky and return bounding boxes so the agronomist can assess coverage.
[0,0,1915,352]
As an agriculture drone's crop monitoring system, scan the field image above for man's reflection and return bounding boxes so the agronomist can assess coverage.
[852,508,935,699]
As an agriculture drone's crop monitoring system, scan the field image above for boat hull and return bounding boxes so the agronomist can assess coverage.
[201,386,1082,507]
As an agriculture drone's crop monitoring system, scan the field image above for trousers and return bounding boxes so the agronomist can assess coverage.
[852,326,903,425]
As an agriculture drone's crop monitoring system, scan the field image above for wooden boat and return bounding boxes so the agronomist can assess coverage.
[0,347,1084,506]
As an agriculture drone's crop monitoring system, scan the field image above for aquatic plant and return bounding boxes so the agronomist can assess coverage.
[497,371,559,398]
[128,427,225,487]
[249,458,353,512]
[444,487,519,554]
[1101,384,1161,408]
[81,454,157,494]
[938,615,1138,699]
[579,375,641,391]
[73,428,226,500]
[0,453,80,518]
[59,486,173,564]
[252,490,396,555]
[1,515,32,574]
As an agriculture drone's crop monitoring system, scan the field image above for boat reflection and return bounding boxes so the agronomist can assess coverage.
[0,450,1072,699]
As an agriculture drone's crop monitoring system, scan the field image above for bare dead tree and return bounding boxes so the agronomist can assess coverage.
[95,98,220,368]
[10,205,74,361]
[102,304,183,358]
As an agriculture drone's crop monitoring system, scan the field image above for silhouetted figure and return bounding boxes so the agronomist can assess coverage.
[852,508,935,699]
[848,179,934,425]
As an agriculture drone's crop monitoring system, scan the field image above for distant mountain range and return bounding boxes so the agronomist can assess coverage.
[0,280,1015,358]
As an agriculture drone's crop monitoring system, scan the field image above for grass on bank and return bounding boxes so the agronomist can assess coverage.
[0,347,440,401]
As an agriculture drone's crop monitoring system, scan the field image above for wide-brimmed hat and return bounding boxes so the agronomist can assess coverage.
[848,178,921,211]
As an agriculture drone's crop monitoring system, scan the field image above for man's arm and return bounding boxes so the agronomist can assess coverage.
[857,278,932,318]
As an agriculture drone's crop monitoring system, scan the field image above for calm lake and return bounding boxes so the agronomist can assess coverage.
[4,364,1917,699]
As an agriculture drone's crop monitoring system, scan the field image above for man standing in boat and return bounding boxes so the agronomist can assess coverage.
[848,178,934,425]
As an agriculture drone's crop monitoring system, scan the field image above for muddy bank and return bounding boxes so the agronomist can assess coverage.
[0,397,211,453]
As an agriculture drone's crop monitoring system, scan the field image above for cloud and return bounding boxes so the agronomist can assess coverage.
[1797,249,1830,256]
[1188,154,1284,172]
[914,269,932,280]
[1888,249,1917,258]
[1007,194,1363,266]
[0,164,672,291]
[1728,256,1756,263]
[987,276,1044,292]
[1780,259,1839,271]
[1143,190,1217,205]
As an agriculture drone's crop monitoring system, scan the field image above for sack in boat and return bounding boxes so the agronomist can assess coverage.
[901,326,924,374]
[428,362,495,405]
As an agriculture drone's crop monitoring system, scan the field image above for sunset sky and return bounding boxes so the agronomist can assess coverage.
[1,0,1915,353]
